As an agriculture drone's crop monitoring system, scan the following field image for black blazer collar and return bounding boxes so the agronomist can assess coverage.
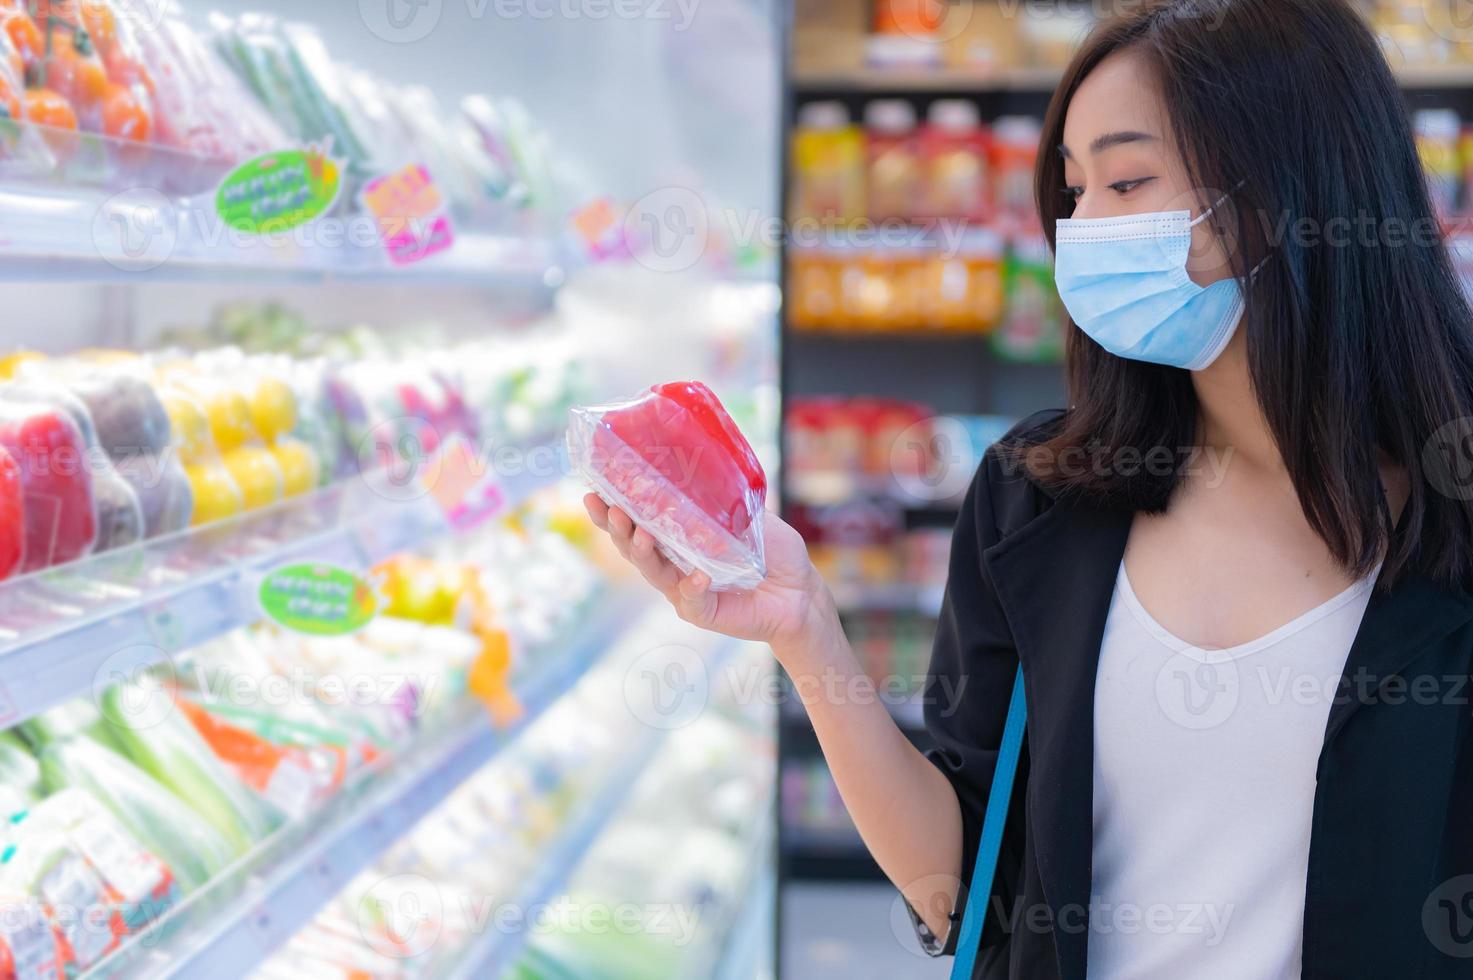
[979,493,1473,980]
[983,495,1129,980]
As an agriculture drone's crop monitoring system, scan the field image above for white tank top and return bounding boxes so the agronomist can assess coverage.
[1087,562,1375,979]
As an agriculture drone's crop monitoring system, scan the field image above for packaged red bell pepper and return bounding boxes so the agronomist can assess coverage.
[568,381,767,591]
[0,445,25,582]
[0,397,98,572]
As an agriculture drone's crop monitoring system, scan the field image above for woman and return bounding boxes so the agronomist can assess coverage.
[586,0,1473,976]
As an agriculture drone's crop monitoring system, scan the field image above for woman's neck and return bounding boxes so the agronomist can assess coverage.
[1190,331,1284,478]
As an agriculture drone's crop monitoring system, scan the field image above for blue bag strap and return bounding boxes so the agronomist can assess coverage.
[948,668,1027,980]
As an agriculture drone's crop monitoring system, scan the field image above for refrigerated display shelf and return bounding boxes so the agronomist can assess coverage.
[88,586,654,980]
[0,126,563,288]
[0,446,565,730]
[713,864,776,980]
[701,791,778,980]
[443,635,745,980]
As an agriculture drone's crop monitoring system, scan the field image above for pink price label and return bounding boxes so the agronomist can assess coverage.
[361,164,456,266]
[422,435,509,530]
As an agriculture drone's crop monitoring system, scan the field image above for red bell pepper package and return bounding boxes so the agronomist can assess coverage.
[0,397,98,572]
[567,381,767,591]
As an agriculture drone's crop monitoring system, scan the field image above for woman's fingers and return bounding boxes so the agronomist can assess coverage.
[585,500,700,611]
[583,493,610,530]
[604,505,638,560]
[629,527,682,594]
[676,570,716,625]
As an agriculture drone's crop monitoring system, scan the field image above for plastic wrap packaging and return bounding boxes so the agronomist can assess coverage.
[3,382,144,554]
[37,735,236,892]
[0,394,98,571]
[33,365,194,537]
[567,382,767,591]
[157,382,245,527]
[168,372,284,511]
[114,0,286,159]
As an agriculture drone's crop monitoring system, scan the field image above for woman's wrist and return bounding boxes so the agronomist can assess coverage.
[769,574,845,673]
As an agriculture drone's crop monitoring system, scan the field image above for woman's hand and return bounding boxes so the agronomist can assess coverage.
[583,494,839,661]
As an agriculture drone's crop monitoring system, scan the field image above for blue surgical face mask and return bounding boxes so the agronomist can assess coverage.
[1053,195,1247,371]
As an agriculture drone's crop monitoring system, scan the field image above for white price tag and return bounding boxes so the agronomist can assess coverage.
[0,902,59,980]
[264,759,319,821]
[40,857,112,967]
[71,817,163,903]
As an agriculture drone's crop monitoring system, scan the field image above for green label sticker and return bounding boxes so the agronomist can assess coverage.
[259,562,378,636]
[216,144,343,235]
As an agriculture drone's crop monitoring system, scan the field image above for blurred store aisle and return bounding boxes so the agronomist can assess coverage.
[783,883,951,980]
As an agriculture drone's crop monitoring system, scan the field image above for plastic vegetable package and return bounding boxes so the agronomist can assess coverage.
[111,0,287,159]
[567,381,768,591]
[2,382,145,554]
[0,392,98,572]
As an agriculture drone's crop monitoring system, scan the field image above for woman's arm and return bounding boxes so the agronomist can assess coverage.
[772,590,967,940]
[585,497,967,941]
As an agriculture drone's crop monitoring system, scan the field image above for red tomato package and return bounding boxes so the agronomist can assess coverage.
[567,382,767,591]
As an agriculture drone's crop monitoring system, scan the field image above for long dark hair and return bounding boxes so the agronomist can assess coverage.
[1020,0,1473,593]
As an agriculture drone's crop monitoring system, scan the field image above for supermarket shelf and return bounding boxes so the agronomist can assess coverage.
[1396,64,1473,88]
[0,188,563,287]
[782,702,928,742]
[783,828,882,882]
[831,582,944,617]
[95,587,653,980]
[793,64,1473,94]
[0,445,565,730]
[704,792,778,980]
[792,66,1064,93]
[0,126,563,288]
[787,470,967,510]
[713,863,776,980]
[443,633,746,978]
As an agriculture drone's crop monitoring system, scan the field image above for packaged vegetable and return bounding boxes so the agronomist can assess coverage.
[62,370,192,537]
[0,732,40,804]
[158,385,244,528]
[0,445,24,581]
[113,1,284,159]
[567,382,768,591]
[38,737,234,892]
[24,788,178,933]
[0,888,64,980]
[0,397,97,572]
[1,384,143,555]
[0,811,126,971]
[183,378,283,511]
[245,375,318,497]
[176,700,340,821]
[97,678,280,854]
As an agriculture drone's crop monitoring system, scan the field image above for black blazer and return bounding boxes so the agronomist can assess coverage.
[922,411,1473,979]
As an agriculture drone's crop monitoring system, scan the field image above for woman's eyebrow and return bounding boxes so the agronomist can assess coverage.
[1058,130,1159,160]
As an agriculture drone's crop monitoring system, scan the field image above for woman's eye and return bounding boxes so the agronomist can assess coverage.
[1062,185,1084,200]
[1109,178,1156,195]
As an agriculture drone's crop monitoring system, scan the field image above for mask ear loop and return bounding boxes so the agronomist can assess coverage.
[1187,180,1249,228]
